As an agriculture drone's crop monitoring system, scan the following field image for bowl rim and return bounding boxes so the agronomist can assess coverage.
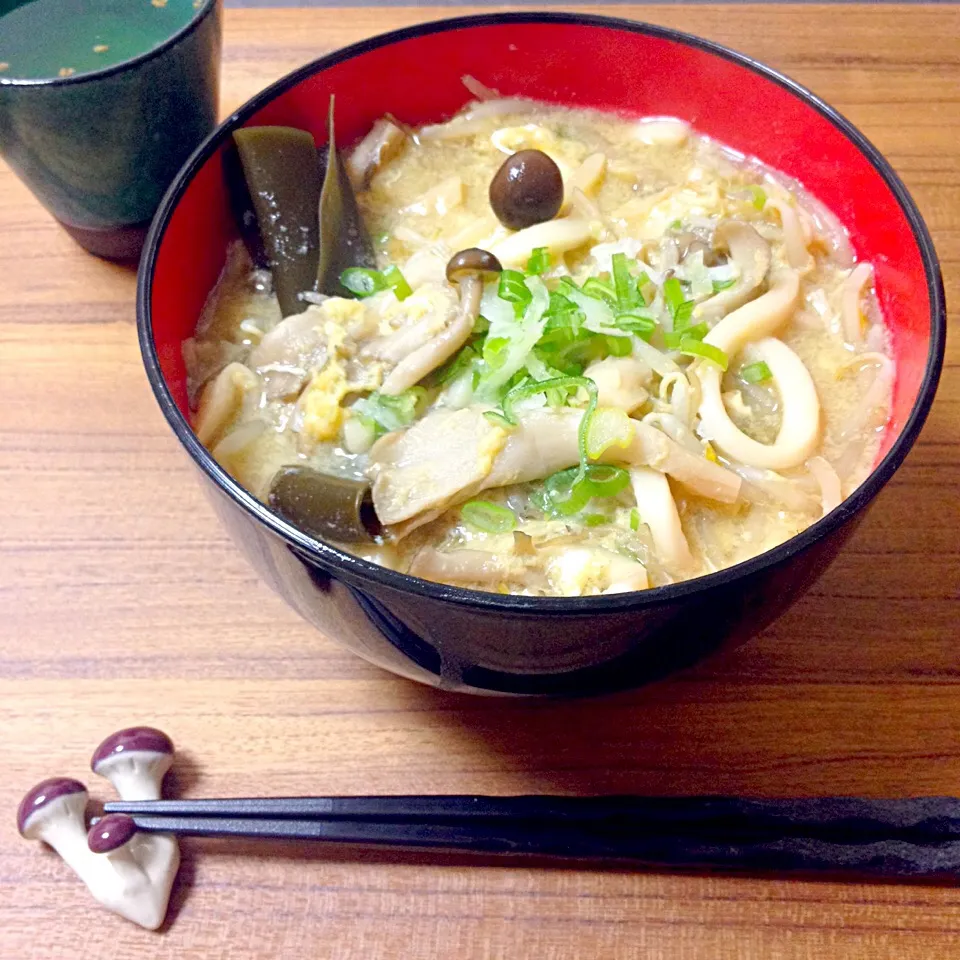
[137,10,947,615]
[0,0,219,89]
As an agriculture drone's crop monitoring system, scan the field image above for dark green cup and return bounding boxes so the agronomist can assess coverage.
[0,0,222,260]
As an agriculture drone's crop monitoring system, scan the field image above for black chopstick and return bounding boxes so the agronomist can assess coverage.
[104,796,960,844]
[117,811,960,879]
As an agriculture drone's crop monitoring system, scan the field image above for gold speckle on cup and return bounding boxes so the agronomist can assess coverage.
[0,62,9,72]
[151,0,168,7]
[58,66,75,77]
[93,44,110,54]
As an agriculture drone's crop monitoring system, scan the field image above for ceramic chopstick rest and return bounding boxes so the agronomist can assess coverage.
[17,727,180,930]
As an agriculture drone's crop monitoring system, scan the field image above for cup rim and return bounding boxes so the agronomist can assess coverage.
[137,11,947,615]
[0,0,219,88]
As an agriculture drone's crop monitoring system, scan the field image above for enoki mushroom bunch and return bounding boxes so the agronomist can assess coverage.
[16,727,180,930]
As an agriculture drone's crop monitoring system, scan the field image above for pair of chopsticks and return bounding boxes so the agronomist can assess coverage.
[104,795,960,879]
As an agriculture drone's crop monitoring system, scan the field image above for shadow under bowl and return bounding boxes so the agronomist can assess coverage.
[136,13,945,696]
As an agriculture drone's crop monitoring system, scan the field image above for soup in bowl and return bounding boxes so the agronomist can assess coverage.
[138,14,944,695]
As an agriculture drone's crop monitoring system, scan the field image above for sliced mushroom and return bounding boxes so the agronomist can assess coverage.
[194,362,261,447]
[268,466,381,543]
[695,220,772,322]
[248,306,328,400]
[345,117,407,190]
[378,248,502,395]
[368,406,741,535]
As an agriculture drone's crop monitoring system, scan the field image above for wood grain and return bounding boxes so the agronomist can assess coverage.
[1,5,958,958]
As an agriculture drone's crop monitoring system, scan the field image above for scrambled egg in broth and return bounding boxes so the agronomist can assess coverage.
[185,95,893,597]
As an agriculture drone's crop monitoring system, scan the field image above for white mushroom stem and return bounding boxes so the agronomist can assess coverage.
[630,467,694,573]
[699,337,821,470]
[841,262,874,345]
[94,750,171,802]
[379,275,481,396]
[490,218,592,268]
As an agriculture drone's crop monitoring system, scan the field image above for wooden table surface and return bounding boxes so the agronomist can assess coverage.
[1,5,958,958]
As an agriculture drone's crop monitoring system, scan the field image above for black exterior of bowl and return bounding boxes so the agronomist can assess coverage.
[137,13,946,697]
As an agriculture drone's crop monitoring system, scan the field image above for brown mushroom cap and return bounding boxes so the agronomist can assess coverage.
[91,727,174,773]
[88,814,138,854]
[489,150,564,231]
[17,778,87,837]
[445,248,503,284]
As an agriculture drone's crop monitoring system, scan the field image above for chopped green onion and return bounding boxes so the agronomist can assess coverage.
[581,277,617,304]
[712,277,737,293]
[482,336,511,370]
[472,314,490,335]
[605,335,632,357]
[382,264,412,301]
[501,375,595,426]
[498,269,532,312]
[616,310,656,341]
[437,343,479,384]
[674,299,695,327]
[636,271,653,306]
[611,252,639,310]
[353,388,424,435]
[543,468,593,516]
[629,508,641,531]
[580,464,630,498]
[586,406,634,459]
[741,360,773,383]
[668,218,683,231]
[678,338,729,370]
[664,321,708,348]
[483,410,515,428]
[526,247,551,276]
[749,185,767,210]
[340,267,388,298]
[461,500,517,534]
[583,513,609,527]
[662,277,689,320]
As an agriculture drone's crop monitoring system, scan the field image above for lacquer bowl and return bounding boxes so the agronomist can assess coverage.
[137,13,945,695]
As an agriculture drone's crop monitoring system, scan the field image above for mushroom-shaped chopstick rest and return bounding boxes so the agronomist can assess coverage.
[18,779,176,930]
[91,726,174,802]
[85,814,174,930]
[90,727,181,927]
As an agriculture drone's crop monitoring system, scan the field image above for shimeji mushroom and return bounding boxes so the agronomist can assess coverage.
[17,778,177,930]
[90,726,174,802]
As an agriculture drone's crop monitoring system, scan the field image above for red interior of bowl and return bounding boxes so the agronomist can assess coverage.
[150,19,934,462]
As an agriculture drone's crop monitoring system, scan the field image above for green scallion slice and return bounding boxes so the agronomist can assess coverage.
[678,338,729,370]
[526,247,551,276]
[741,360,773,383]
[712,277,737,293]
[581,277,617,304]
[383,264,412,301]
[498,269,532,309]
[340,267,388,298]
[611,252,638,310]
[749,185,767,210]
[461,500,517,534]
[629,508,641,531]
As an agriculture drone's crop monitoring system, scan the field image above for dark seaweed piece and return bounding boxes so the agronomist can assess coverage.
[268,465,380,543]
[222,139,268,269]
[233,126,321,317]
[317,97,376,297]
